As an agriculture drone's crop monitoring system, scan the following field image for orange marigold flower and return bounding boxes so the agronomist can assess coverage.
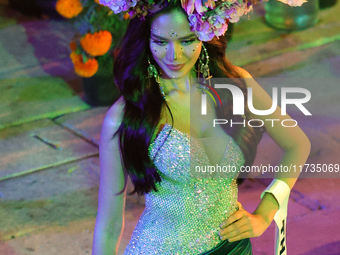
[70,51,81,62]
[123,12,130,20]
[69,41,77,51]
[70,52,99,78]
[56,0,83,19]
[80,31,112,57]
[94,0,100,4]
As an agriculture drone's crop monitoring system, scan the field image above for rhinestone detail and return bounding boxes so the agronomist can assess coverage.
[123,123,245,254]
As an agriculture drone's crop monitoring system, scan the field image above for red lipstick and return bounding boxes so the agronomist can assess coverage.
[166,63,185,71]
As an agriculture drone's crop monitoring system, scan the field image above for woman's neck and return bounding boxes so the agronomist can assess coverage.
[159,69,196,95]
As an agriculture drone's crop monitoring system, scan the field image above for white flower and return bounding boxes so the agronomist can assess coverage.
[277,0,308,6]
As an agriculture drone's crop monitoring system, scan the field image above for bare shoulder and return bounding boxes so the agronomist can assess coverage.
[102,96,125,137]
[233,66,253,79]
[233,66,263,91]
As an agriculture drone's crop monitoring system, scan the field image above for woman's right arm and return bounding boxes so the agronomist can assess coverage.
[92,96,126,255]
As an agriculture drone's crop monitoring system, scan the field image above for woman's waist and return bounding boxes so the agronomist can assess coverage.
[141,197,238,234]
[128,203,239,254]
[144,179,238,217]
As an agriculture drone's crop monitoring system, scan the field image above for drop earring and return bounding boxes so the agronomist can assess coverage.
[197,43,212,92]
[198,43,212,80]
[147,56,166,99]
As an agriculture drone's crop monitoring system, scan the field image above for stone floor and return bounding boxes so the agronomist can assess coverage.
[0,0,340,254]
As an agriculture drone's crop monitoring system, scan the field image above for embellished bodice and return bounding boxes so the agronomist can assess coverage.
[123,123,245,255]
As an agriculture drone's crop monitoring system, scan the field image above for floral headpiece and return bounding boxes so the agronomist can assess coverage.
[99,0,307,41]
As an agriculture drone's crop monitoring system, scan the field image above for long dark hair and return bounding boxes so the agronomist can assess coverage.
[113,1,265,196]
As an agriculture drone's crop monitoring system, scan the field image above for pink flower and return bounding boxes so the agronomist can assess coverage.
[188,13,204,31]
[181,0,195,14]
[100,0,137,14]
[182,0,216,15]
[196,31,216,41]
[203,0,216,9]
[201,21,211,32]
[194,0,208,14]
[228,8,240,23]
[208,15,225,27]
[214,22,228,36]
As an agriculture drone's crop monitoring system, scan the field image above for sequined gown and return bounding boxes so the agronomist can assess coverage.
[123,123,245,255]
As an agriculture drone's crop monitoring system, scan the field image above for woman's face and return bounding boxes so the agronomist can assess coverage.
[149,9,202,79]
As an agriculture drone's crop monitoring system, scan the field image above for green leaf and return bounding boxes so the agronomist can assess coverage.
[75,47,82,55]
[82,52,88,63]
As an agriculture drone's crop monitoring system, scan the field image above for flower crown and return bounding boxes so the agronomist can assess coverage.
[99,0,307,41]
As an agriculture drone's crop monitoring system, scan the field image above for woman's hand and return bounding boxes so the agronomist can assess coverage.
[218,201,270,242]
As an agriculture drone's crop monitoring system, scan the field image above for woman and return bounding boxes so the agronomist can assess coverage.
[92,0,311,254]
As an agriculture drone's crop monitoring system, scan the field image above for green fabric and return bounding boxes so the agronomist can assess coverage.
[200,238,252,255]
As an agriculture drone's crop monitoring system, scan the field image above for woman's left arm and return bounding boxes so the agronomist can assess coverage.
[218,67,311,242]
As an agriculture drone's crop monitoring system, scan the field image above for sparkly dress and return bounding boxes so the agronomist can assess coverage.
[123,123,245,255]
